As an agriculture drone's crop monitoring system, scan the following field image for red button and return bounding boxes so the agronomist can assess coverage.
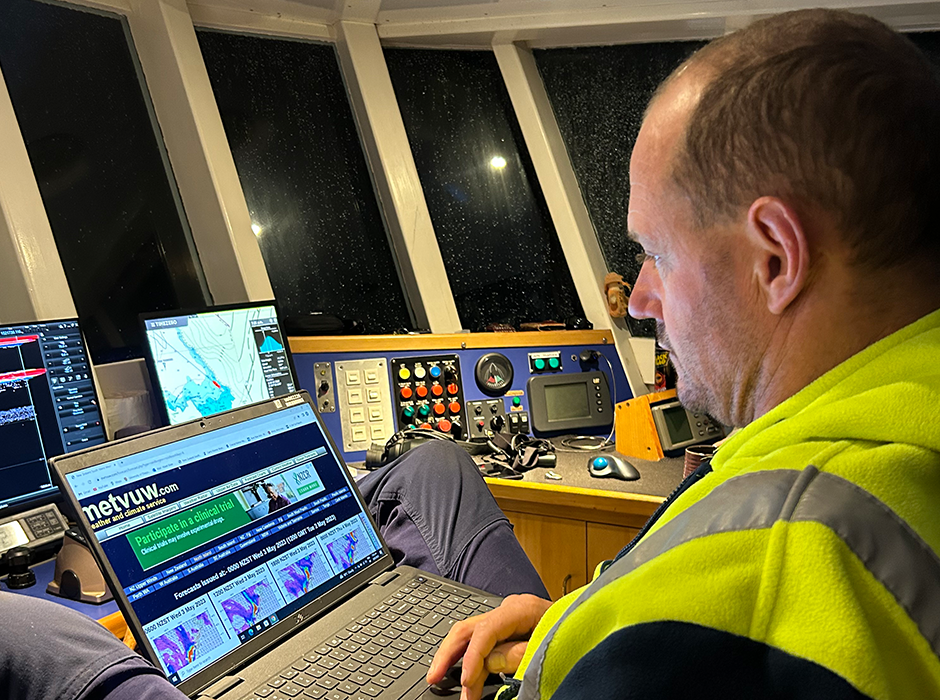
[419,422,432,430]
[416,385,428,398]
[447,383,459,395]
[433,403,446,415]
[476,420,485,429]
[449,402,461,414]
[400,387,413,400]
[437,419,452,433]
[431,384,444,397]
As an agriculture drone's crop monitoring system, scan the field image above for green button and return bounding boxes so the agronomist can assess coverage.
[418,404,430,417]
[403,406,416,419]
[548,357,560,369]
[512,397,522,407]
[534,358,545,370]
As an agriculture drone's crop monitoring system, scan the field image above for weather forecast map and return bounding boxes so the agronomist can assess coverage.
[153,612,226,675]
[321,516,380,573]
[144,306,296,424]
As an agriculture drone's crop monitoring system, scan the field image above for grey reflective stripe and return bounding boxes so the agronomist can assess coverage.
[792,471,940,659]
[519,466,940,700]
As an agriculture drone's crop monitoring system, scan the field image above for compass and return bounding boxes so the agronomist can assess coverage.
[474,352,514,397]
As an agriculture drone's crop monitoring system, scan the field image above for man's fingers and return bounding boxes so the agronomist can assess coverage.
[427,615,480,683]
[459,669,487,700]
[460,595,549,686]
[484,641,528,675]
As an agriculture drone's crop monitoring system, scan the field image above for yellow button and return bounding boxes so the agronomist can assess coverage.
[398,367,411,380]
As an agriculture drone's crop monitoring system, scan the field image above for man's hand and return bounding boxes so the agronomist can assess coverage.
[426,594,553,700]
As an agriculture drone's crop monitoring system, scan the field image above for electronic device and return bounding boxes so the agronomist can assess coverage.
[527,371,612,436]
[615,389,724,460]
[141,301,298,426]
[47,528,113,603]
[392,354,464,436]
[0,318,105,556]
[588,454,640,481]
[51,392,499,698]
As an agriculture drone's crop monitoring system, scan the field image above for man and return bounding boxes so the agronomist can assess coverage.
[263,483,290,513]
[427,8,940,700]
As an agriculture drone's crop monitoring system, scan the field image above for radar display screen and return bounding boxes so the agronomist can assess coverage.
[0,319,105,512]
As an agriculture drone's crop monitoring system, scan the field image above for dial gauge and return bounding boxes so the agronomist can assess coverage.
[475,353,514,397]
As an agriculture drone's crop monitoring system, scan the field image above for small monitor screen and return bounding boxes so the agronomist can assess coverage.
[662,404,694,444]
[0,319,105,512]
[143,304,297,425]
[545,382,590,422]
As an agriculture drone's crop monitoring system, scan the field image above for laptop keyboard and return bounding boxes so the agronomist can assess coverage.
[244,576,498,700]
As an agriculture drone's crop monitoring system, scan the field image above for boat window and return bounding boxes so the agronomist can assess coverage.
[197,30,414,334]
[384,48,585,332]
[535,41,704,338]
[0,0,211,363]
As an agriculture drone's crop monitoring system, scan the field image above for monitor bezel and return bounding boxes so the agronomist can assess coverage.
[139,300,299,428]
[0,316,105,518]
[50,390,394,698]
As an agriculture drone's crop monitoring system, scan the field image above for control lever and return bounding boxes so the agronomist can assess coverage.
[4,546,35,590]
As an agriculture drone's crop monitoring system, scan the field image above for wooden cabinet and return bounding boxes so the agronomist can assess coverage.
[487,479,658,600]
[502,511,587,600]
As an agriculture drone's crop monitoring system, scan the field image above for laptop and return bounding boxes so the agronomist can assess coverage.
[51,391,500,700]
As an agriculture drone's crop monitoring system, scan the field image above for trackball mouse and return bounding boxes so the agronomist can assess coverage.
[588,454,640,481]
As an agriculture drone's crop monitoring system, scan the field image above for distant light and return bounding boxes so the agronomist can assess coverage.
[490,156,507,170]
[251,223,262,236]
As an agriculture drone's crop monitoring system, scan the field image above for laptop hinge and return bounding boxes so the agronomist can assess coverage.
[370,571,399,587]
[197,674,244,699]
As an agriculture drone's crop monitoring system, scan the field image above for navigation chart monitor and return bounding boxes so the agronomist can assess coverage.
[142,303,298,426]
[0,319,106,514]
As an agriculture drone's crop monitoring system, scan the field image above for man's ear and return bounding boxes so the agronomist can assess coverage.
[745,197,810,315]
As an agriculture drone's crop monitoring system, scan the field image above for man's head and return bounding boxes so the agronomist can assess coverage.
[264,483,276,498]
[628,9,940,426]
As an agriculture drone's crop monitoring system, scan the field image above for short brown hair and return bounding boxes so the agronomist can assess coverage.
[670,9,940,269]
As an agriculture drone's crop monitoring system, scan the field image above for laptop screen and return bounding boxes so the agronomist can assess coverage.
[63,400,383,685]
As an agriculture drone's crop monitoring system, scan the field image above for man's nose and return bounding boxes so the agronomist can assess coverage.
[627,263,663,322]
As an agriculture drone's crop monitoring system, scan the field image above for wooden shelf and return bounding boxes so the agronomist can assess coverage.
[288,330,614,354]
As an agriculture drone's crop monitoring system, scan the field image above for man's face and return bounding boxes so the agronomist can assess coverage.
[627,72,760,426]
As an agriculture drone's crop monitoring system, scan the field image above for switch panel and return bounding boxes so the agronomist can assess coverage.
[466,398,507,441]
[313,362,335,413]
[529,351,563,373]
[337,358,393,452]
[392,354,465,438]
[508,411,530,435]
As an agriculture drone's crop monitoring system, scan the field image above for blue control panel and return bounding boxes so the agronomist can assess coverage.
[292,341,631,464]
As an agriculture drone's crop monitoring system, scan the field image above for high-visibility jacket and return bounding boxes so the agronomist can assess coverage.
[501,308,940,700]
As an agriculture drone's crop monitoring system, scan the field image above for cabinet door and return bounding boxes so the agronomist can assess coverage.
[504,511,587,600]
[586,522,641,574]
